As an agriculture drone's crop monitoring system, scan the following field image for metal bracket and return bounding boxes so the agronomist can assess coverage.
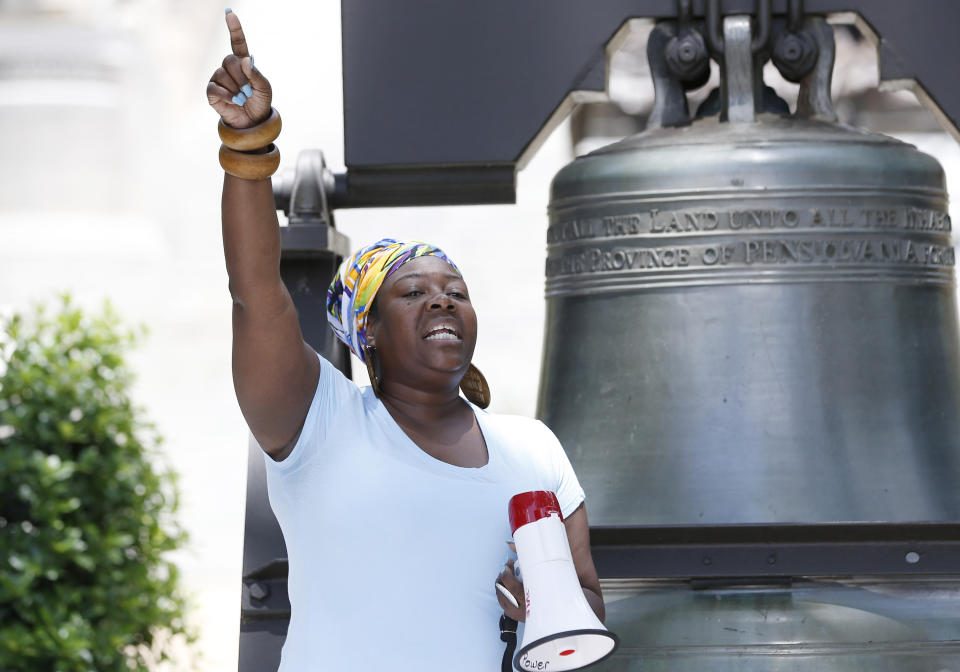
[706,0,771,55]
[647,22,693,128]
[274,149,350,259]
[241,559,291,622]
[720,14,758,122]
[795,15,837,121]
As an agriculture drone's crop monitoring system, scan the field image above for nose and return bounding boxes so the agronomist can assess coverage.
[428,292,455,311]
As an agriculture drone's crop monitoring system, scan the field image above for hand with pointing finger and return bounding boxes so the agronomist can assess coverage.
[206,9,272,129]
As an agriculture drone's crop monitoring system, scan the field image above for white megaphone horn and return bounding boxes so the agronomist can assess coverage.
[508,491,618,672]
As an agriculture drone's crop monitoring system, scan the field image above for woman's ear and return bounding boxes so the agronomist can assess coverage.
[365,295,381,347]
[364,315,377,348]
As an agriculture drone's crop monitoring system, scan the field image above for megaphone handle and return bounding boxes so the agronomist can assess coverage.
[496,581,520,609]
[499,614,519,672]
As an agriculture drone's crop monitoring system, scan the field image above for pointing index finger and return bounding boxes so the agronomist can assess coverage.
[225,10,250,58]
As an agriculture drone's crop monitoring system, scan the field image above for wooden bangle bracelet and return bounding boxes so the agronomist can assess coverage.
[219,143,281,180]
[218,108,282,152]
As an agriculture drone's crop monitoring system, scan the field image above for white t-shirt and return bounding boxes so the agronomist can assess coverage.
[263,354,585,671]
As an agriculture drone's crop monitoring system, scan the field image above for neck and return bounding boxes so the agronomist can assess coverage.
[379,378,465,425]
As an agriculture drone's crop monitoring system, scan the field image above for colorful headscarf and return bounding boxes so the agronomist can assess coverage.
[326,238,461,362]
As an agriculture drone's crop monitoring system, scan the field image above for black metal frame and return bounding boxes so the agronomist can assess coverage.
[591,523,960,579]
[338,0,960,206]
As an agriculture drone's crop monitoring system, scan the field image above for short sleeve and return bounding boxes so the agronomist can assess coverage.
[263,350,362,473]
[539,421,585,519]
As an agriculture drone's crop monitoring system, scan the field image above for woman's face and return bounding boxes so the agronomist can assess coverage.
[367,256,478,391]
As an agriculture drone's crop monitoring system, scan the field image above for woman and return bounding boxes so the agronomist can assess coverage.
[207,10,605,671]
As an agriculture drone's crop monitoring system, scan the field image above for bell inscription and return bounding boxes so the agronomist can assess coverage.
[547,206,951,241]
[546,202,954,296]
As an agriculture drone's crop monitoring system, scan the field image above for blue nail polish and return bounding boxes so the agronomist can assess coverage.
[250,55,255,70]
[225,7,232,14]
[232,92,247,106]
[242,84,253,97]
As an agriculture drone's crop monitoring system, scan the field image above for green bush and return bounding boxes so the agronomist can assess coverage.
[0,296,190,671]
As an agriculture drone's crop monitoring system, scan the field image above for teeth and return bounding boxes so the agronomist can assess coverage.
[425,327,458,340]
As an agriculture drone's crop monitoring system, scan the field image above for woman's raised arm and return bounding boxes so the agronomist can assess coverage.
[207,11,320,460]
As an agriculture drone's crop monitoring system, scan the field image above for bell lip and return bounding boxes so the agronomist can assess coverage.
[513,629,620,672]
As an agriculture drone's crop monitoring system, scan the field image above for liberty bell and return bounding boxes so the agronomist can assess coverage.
[537,4,960,670]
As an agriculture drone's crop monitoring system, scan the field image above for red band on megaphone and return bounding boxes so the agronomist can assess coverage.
[509,490,563,534]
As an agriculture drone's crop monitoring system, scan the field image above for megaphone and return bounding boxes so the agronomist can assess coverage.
[508,491,619,671]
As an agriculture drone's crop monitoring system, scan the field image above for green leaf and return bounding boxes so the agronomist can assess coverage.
[0,297,193,671]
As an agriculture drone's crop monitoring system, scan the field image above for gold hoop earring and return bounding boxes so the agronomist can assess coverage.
[460,363,490,408]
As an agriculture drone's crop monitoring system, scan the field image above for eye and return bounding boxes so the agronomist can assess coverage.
[449,290,468,300]
[404,289,424,297]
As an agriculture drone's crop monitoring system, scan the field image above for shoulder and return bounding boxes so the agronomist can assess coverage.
[314,351,368,409]
[480,409,564,459]
[266,352,368,471]
[480,408,553,436]
[481,408,584,515]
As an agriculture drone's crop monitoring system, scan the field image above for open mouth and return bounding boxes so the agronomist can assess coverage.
[423,325,460,341]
